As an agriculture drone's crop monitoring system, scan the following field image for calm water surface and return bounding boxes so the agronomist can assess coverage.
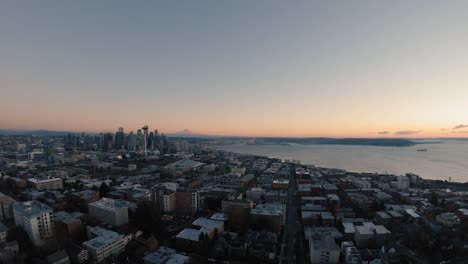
[217,140,468,182]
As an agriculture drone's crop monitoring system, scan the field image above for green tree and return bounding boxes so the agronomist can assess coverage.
[7,226,35,253]
[134,200,163,238]
[430,192,439,206]
[99,182,110,197]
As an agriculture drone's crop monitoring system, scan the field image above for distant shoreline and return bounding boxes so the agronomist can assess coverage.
[245,138,441,147]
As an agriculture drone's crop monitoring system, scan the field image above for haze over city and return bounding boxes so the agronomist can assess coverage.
[1,1,467,137]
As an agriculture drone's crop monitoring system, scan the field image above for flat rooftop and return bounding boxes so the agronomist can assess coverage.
[12,201,52,217]
[28,177,62,183]
[83,227,124,249]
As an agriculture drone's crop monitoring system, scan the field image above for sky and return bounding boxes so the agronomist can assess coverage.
[1,1,467,137]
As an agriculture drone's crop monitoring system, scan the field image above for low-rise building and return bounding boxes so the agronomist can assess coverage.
[246,188,266,202]
[309,236,340,264]
[28,177,63,191]
[88,198,129,226]
[143,246,188,264]
[46,250,70,264]
[176,217,224,244]
[83,226,131,263]
[251,203,286,232]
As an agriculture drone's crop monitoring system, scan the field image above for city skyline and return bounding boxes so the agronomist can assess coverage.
[2,1,468,137]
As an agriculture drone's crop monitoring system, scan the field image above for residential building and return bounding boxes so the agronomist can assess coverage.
[250,203,286,232]
[309,236,340,264]
[246,187,266,202]
[175,189,200,215]
[0,192,17,220]
[163,192,176,213]
[13,201,55,246]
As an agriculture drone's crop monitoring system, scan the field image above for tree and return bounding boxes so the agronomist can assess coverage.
[7,226,35,253]
[99,182,110,197]
[430,192,439,206]
[134,200,163,238]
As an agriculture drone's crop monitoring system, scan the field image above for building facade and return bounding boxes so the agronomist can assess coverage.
[13,201,55,246]
[83,226,131,263]
[28,178,63,191]
[88,198,129,226]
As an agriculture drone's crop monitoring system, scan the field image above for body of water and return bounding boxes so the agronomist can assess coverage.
[216,139,468,182]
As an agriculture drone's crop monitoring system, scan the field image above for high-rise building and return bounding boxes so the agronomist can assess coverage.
[142,125,149,155]
[101,133,113,152]
[153,129,160,150]
[126,131,136,151]
[136,129,143,150]
[13,201,56,246]
[114,127,125,150]
[148,131,154,150]
[397,175,410,190]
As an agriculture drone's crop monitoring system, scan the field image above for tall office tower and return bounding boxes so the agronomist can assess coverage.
[142,125,149,155]
[148,132,154,150]
[153,129,160,150]
[114,127,125,150]
[13,201,56,246]
[136,129,143,150]
[126,131,136,151]
[160,133,167,154]
[101,133,113,152]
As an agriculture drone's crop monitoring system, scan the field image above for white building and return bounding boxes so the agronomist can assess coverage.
[28,177,63,191]
[88,198,129,226]
[83,226,131,263]
[397,175,410,190]
[13,201,55,246]
[309,236,340,264]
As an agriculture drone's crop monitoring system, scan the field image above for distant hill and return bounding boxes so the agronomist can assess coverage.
[167,129,220,138]
[0,130,73,136]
